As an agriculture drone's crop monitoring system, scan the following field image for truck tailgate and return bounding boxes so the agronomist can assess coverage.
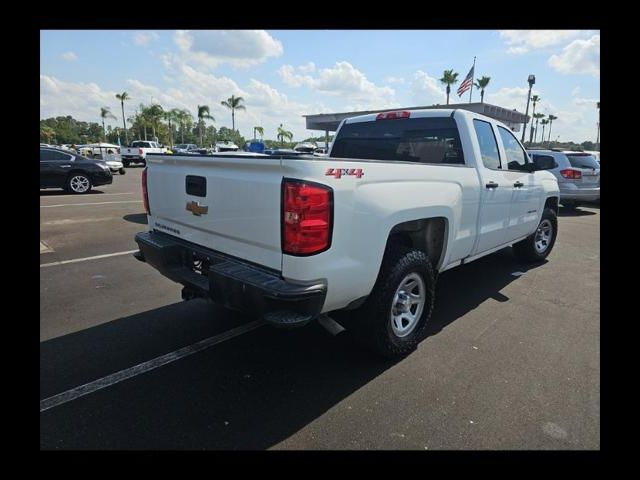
[146,154,283,271]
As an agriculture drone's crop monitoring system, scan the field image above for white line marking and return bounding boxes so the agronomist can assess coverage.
[40,241,54,254]
[41,200,142,208]
[40,249,139,268]
[40,192,137,199]
[42,217,115,226]
[40,321,263,413]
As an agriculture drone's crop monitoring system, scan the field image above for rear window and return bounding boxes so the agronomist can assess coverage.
[566,154,599,169]
[131,141,151,148]
[331,117,465,164]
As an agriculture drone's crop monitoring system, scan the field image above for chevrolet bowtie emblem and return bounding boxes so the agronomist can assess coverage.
[186,201,208,216]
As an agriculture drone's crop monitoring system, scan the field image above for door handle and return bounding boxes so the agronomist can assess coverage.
[513,181,524,188]
[485,181,498,189]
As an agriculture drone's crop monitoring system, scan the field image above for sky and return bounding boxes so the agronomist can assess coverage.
[40,30,600,143]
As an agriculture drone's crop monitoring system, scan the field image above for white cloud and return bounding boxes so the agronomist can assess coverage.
[485,86,531,111]
[174,30,283,68]
[571,86,582,97]
[278,61,396,110]
[133,32,159,46]
[386,76,406,85]
[499,30,587,54]
[410,70,446,105]
[548,35,600,77]
[573,97,599,107]
[61,51,78,62]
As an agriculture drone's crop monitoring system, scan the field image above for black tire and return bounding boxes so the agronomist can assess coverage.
[352,243,436,359]
[119,168,126,175]
[122,159,130,168]
[65,172,92,194]
[512,207,558,263]
[141,159,146,166]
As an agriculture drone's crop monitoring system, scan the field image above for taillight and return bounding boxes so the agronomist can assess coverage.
[376,111,411,120]
[282,179,333,255]
[560,168,582,179]
[139,148,144,155]
[142,167,150,214]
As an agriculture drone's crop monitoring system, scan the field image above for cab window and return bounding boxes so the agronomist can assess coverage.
[497,126,529,171]
[473,119,501,169]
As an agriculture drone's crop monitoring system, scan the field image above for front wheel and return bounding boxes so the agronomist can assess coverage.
[353,243,436,359]
[512,207,558,263]
[119,168,126,175]
[122,159,130,168]
[66,173,92,194]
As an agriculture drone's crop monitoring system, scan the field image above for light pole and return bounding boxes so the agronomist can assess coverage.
[596,101,600,150]
[521,74,536,143]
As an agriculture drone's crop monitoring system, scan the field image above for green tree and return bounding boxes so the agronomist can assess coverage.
[540,118,549,144]
[532,113,545,144]
[115,92,131,144]
[197,105,214,147]
[276,124,293,146]
[41,124,55,143]
[253,126,264,140]
[164,108,182,147]
[100,107,116,142]
[220,95,246,132]
[176,109,193,144]
[547,114,558,143]
[146,104,164,141]
[473,76,491,103]
[439,69,459,105]
[528,95,541,144]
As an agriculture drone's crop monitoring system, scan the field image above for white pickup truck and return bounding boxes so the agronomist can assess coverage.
[134,109,560,358]
[120,140,166,167]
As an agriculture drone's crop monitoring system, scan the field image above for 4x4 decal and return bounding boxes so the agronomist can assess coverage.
[325,168,364,179]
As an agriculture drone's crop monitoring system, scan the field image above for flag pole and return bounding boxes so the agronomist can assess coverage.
[469,56,476,103]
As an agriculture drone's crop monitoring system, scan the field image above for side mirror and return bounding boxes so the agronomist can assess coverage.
[531,155,557,171]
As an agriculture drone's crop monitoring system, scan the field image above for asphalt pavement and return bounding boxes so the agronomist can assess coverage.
[40,167,600,449]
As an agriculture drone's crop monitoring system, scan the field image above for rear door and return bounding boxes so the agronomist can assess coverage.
[40,149,74,187]
[146,154,284,271]
[495,126,541,241]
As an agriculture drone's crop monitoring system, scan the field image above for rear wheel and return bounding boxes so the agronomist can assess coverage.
[122,159,130,168]
[66,173,92,194]
[512,207,558,263]
[352,243,436,359]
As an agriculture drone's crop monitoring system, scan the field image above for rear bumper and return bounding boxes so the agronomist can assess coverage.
[134,231,327,327]
[560,185,600,202]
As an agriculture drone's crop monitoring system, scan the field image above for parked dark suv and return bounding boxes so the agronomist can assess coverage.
[40,147,113,194]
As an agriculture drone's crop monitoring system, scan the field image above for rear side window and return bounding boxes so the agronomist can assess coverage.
[566,154,599,169]
[331,117,465,164]
[497,126,529,171]
[40,149,71,161]
[473,119,501,169]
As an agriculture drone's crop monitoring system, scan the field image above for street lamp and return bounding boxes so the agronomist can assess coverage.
[521,74,536,143]
[596,101,600,150]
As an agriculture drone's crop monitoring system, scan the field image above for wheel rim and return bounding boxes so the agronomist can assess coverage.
[534,219,553,254]
[70,175,90,193]
[390,272,426,338]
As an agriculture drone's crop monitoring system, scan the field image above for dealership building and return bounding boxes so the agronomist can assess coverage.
[304,102,529,148]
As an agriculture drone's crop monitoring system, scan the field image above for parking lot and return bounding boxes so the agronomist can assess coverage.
[40,167,600,450]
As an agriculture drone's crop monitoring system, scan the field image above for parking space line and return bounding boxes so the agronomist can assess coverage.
[40,320,263,413]
[40,250,139,268]
[40,192,138,199]
[41,201,142,208]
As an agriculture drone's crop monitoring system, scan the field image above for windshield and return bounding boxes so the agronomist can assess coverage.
[566,154,599,169]
[174,144,188,149]
[331,117,465,164]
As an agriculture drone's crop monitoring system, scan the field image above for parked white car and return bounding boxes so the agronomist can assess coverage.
[134,109,559,358]
[120,140,165,166]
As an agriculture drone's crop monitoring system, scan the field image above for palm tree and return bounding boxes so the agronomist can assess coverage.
[197,105,214,147]
[596,101,600,149]
[253,126,264,140]
[100,107,116,142]
[547,114,558,143]
[220,95,246,132]
[115,92,130,144]
[176,109,193,144]
[540,118,549,144]
[528,95,541,144]
[533,113,545,144]
[41,125,55,143]
[164,109,182,148]
[277,124,293,146]
[439,69,459,105]
[146,104,164,141]
[473,76,491,104]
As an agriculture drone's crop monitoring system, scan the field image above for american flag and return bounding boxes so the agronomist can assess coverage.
[457,65,474,97]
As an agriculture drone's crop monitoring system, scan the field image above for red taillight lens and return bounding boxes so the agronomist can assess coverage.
[139,148,144,155]
[375,111,411,120]
[282,179,333,255]
[560,168,582,179]
[142,167,150,214]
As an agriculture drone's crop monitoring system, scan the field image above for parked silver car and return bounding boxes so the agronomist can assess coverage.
[527,149,600,209]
